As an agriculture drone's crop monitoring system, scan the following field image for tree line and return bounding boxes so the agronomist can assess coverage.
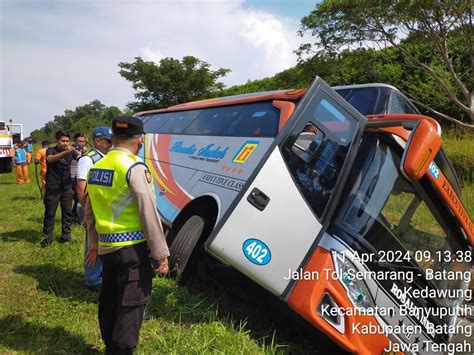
[32,0,472,141]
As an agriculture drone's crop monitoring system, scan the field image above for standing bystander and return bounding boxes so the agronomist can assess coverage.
[25,137,33,164]
[13,141,30,184]
[84,116,169,354]
[40,131,80,248]
[76,126,112,292]
[35,140,49,193]
[71,133,87,224]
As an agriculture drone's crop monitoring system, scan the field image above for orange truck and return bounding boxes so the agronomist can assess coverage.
[137,77,473,354]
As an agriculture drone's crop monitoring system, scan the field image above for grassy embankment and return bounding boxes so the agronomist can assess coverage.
[0,133,472,354]
[0,164,310,353]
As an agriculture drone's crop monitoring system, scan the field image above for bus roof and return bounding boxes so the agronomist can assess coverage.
[332,83,400,91]
[135,83,411,117]
[135,89,307,116]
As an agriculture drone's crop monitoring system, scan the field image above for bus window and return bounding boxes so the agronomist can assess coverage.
[142,112,173,133]
[390,92,418,114]
[281,95,358,218]
[227,102,279,137]
[335,87,390,115]
[158,109,203,134]
[183,101,280,137]
[313,99,355,143]
[184,105,241,136]
[291,123,323,163]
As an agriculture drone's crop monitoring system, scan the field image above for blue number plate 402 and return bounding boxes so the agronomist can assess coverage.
[242,238,271,265]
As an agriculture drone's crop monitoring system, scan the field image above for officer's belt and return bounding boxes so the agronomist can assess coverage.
[99,230,145,246]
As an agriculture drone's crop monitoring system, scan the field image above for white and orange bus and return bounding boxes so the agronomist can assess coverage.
[136,77,472,354]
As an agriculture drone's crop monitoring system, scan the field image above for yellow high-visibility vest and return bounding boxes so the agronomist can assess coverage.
[80,148,102,164]
[87,150,145,247]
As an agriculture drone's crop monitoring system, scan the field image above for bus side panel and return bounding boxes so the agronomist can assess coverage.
[146,133,195,223]
[185,170,243,221]
[184,136,275,223]
[146,133,274,224]
[153,165,196,223]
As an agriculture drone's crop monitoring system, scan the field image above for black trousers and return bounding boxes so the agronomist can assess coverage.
[42,187,73,241]
[99,242,154,352]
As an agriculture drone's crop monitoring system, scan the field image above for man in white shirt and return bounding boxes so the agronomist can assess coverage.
[76,126,112,291]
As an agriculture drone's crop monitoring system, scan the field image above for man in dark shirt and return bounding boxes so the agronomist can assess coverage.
[41,131,80,248]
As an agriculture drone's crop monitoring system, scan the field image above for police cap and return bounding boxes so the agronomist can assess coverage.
[112,116,144,137]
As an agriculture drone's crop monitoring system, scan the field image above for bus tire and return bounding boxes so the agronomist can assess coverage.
[168,215,205,281]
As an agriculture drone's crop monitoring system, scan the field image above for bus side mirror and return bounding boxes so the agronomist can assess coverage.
[401,118,441,181]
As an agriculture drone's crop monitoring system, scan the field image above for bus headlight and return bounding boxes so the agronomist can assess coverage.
[332,251,374,309]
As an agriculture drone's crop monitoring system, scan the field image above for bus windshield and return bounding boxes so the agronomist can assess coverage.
[335,87,391,115]
[337,134,470,308]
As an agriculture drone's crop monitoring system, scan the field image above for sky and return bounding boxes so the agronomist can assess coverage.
[0,0,316,136]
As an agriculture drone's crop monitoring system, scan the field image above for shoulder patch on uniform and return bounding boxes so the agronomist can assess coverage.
[145,169,152,184]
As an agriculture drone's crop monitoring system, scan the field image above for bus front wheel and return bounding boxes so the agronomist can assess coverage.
[168,215,205,281]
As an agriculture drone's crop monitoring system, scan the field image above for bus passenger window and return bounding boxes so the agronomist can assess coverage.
[184,106,240,135]
[224,103,279,137]
[159,109,202,134]
[182,102,279,137]
[142,112,173,133]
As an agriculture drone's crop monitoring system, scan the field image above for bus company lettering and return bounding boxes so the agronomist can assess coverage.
[170,141,197,155]
[170,141,229,160]
[390,283,435,331]
[199,173,245,191]
[198,144,228,159]
[441,179,474,234]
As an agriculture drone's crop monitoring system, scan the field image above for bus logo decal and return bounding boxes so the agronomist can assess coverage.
[243,238,271,265]
[170,141,229,161]
[232,141,259,164]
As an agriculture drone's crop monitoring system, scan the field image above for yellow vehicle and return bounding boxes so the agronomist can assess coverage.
[0,120,23,173]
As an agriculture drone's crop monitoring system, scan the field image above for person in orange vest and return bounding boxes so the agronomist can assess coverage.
[13,141,30,184]
[35,140,50,193]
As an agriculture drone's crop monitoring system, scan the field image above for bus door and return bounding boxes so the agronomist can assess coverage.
[206,77,367,296]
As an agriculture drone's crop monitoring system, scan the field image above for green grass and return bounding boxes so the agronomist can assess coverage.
[0,165,312,354]
[442,130,474,185]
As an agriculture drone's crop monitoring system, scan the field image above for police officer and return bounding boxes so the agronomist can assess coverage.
[84,116,169,354]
